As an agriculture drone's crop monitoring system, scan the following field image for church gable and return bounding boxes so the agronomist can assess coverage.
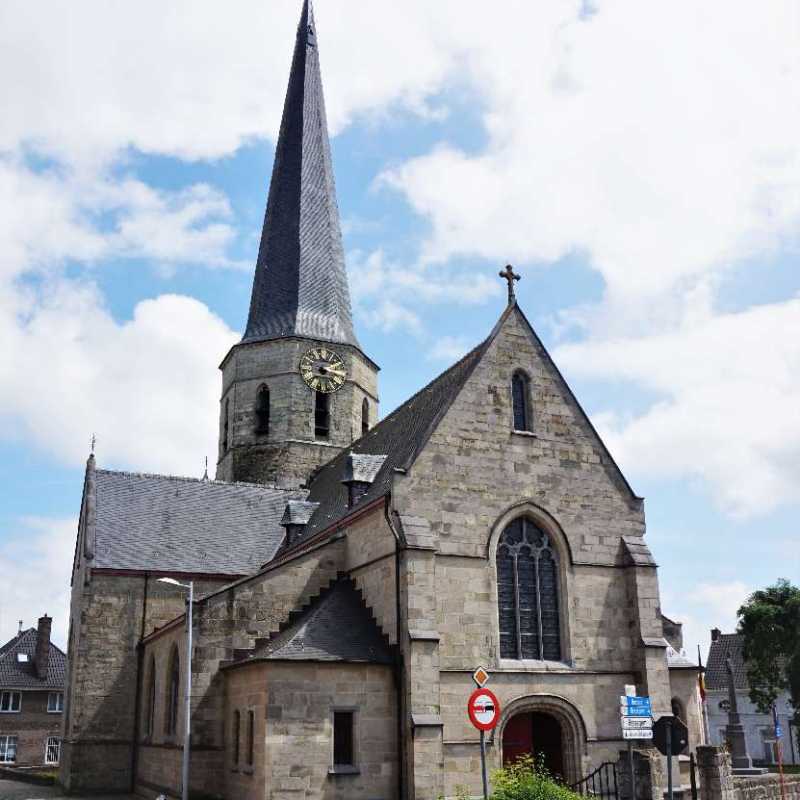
[395,303,645,561]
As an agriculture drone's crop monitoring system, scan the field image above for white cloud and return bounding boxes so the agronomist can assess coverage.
[427,336,471,362]
[382,0,800,307]
[0,517,75,649]
[555,297,800,518]
[0,279,238,475]
[663,581,751,662]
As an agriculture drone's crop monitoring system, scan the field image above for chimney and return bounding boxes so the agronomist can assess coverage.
[711,627,722,642]
[35,615,52,680]
[17,620,23,635]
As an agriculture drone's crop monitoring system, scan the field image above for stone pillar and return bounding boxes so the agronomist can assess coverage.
[724,658,757,773]
[619,748,664,800]
[697,745,736,800]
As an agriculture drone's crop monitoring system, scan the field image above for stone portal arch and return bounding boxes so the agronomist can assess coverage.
[491,693,588,785]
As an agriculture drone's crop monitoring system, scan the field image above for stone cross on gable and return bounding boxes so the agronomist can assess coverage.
[499,264,521,305]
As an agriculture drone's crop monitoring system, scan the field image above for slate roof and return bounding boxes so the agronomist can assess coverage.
[706,633,748,690]
[285,333,493,549]
[0,628,66,690]
[250,578,392,664]
[92,469,304,574]
[242,0,358,349]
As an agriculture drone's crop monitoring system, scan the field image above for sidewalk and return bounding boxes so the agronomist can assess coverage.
[0,778,138,800]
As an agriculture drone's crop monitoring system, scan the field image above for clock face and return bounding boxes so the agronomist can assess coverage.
[299,347,347,394]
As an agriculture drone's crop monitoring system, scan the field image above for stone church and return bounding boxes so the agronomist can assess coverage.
[60,2,702,798]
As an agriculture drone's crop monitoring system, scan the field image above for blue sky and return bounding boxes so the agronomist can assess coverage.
[1,0,798,660]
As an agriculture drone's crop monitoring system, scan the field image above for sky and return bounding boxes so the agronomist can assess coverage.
[0,0,798,662]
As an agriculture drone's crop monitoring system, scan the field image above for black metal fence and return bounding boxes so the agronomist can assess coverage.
[571,761,620,800]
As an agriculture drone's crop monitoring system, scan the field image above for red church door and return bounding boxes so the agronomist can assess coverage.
[502,712,565,779]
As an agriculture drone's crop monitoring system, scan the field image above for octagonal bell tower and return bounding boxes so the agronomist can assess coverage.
[216,0,379,488]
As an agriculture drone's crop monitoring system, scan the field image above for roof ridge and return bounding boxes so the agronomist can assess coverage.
[95,468,296,492]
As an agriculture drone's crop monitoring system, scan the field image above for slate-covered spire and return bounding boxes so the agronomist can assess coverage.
[243,0,359,348]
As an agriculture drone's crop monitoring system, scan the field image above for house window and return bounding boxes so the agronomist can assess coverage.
[44,737,61,765]
[512,371,533,432]
[315,391,330,440]
[496,517,562,661]
[255,385,270,434]
[233,710,241,765]
[0,736,17,763]
[166,648,180,736]
[0,691,21,713]
[246,710,255,766]
[47,692,64,713]
[146,659,156,738]
[333,710,355,768]
[361,399,369,436]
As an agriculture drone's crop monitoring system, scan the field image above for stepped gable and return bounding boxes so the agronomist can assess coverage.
[246,578,392,664]
[289,334,494,547]
[0,628,66,690]
[705,633,748,690]
[92,469,306,574]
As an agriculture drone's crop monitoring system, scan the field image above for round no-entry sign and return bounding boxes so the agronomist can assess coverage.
[468,688,501,732]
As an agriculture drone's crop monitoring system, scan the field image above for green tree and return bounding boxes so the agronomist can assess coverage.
[737,579,800,725]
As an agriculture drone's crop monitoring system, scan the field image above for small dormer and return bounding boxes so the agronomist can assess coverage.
[342,454,387,509]
[280,500,320,548]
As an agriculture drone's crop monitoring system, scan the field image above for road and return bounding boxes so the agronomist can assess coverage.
[0,779,139,800]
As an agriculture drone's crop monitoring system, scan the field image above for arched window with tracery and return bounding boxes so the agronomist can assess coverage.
[496,517,561,661]
[512,370,533,432]
[165,647,180,737]
[255,385,270,434]
[361,398,369,437]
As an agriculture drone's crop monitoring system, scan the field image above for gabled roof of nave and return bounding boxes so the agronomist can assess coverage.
[285,302,641,555]
[242,0,358,349]
[85,465,306,575]
[0,627,66,690]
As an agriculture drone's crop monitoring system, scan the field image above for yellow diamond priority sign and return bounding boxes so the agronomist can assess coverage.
[472,666,490,688]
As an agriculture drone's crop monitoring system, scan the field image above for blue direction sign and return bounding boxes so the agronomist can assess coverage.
[620,696,652,717]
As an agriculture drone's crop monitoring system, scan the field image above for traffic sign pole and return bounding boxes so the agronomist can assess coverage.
[667,719,674,800]
[628,741,636,800]
[480,730,489,800]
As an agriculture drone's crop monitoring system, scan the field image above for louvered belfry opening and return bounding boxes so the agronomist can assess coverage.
[255,385,270,434]
[512,370,532,432]
[497,518,562,661]
[315,391,330,439]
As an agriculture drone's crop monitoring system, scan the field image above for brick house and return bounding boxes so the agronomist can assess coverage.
[0,615,65,768]
[60,2,703,797]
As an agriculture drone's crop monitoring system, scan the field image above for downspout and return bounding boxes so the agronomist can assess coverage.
[384,496,405,800]
[130,573,149,793]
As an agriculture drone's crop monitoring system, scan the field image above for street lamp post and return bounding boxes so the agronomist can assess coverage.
[158,578,194,800]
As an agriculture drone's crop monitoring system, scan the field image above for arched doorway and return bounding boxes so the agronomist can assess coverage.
[503,711,565,779]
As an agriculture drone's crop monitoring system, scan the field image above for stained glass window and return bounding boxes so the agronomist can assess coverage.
[512,371,532,432]
[496,518,561,661]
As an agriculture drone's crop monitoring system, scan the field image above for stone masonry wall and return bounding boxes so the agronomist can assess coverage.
[225,660,397,800]
[0,690,62,767]
[61,573,227,793]
[389,306,670,799]
[216,338,379,486]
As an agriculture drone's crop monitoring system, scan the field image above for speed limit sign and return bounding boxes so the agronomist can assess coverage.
[468,688,501,732]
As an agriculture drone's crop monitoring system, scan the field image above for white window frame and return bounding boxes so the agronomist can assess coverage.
[0,735,18,763]
[0,691,21,713]
[44,736,61,765]
[47,692,64,713]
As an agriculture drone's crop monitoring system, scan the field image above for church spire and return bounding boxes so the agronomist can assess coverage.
[243,0,358,348]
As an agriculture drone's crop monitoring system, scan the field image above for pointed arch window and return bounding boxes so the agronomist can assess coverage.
[165,647,180,737]
[512,371,533,432]
[222,398,230,452]
[361,398,369,437]
[496,518,561,661]
[255,385,270,435]
[315,391,330,440]
[146,657,156,739]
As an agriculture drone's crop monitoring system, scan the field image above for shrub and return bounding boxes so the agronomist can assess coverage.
[490,756,584,800]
